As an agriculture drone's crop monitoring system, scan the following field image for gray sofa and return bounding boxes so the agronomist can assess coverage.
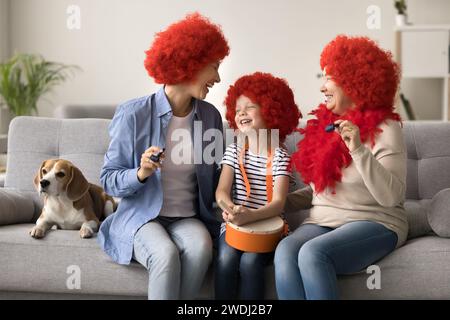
[53,104,117,120]
[1,116,450,299]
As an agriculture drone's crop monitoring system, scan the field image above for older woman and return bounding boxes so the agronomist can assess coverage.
[97,13,229,300]
[274,35,407,300]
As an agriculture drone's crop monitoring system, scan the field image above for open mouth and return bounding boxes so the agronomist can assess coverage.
[324,95,333,103]
[205,83,214,92]
[239,119,252,125]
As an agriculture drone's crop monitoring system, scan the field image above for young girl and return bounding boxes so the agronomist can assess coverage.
[215,72,301,299]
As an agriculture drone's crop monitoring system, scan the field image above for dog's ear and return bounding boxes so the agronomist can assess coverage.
[33,160,47,190]
[66,165,89,201]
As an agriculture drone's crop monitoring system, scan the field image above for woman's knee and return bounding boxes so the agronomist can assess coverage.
[298,239,330,269]
[147,242,180,271]
[274,236,301,266]
[184,232,213,263]
[174,219,213,260]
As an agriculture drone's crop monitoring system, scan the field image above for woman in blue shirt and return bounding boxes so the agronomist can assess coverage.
[98,13,230,299]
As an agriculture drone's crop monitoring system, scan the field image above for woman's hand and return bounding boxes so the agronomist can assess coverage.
[335,120,362,152]
[224,205,253,226]
[137,146,165,182]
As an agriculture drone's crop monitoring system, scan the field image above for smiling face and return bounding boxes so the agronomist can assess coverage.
[186,61,221,100]
[234,95,267,133]
[320,69,354,115]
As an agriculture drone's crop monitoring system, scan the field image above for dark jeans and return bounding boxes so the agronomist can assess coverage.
[215,232,273,300]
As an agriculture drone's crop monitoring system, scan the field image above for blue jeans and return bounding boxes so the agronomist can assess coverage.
[215,232,273,300]
[133,216,212,300]
[274,221,398,300]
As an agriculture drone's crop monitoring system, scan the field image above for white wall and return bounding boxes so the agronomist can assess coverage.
[6,0,450,119]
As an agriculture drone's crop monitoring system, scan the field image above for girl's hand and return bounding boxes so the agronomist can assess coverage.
[137,146,165,181]
[222,210,230,222]
[227,205,252,226]
[219,200,234,222]
[334,120,362,152]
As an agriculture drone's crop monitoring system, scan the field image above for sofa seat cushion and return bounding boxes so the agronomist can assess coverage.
[2,225,450,299]
[0,224,148,297]
[0,224,271,299]
[338,236,450,299]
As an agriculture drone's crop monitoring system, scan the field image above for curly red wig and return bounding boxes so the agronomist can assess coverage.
[292,35,402,194]
[320,35,400,112]
[224,72,302,142]
[144,13,230,84]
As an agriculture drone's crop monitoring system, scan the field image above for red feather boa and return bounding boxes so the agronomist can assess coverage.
[292,104,401,194]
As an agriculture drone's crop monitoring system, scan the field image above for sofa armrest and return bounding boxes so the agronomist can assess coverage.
[0,188,35,225]
[428,188,450,238]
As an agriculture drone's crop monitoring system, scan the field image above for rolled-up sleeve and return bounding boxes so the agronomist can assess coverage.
[100,105,145,197]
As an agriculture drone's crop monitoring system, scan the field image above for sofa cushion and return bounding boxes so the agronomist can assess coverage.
[0,224,267,299]
[0,224,148,297]
[338,235,450,299]
[404,199,433,239]
[6,117,110,192]
[428,188,450,237]
[405,122,450,200]
[0,189,34,225]
[2,225,450,299]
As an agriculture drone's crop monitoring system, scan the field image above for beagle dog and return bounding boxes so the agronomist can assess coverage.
[30,159,116,239]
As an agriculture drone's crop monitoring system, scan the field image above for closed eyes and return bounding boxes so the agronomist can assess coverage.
[236,105,256,113]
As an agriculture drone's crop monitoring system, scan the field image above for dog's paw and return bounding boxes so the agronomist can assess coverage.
[29,226,45,239]
[79,225,94,238]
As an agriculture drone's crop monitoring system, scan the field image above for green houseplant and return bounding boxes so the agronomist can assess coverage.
[0,53,79,117]
[394,0,408,26]
[394,0,407,15]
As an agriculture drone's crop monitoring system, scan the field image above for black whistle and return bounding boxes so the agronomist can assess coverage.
[149,149,165,162]
[325,123,339,133]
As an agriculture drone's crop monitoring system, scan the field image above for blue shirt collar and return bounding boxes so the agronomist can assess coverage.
[155,86,201,120]
[155,86,172,118]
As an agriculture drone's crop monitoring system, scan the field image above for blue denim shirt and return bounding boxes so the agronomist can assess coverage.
[97,87,223,265]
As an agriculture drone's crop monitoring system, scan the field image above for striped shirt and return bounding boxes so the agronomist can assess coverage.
[221,143,294,209]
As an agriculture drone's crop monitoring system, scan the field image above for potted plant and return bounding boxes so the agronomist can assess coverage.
[0,53,79,133]
[394,0,408,26]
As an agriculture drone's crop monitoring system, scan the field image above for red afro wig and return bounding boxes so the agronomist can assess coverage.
[144,13,230,84]
[224,72,302,142]
[320,35,400,112]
